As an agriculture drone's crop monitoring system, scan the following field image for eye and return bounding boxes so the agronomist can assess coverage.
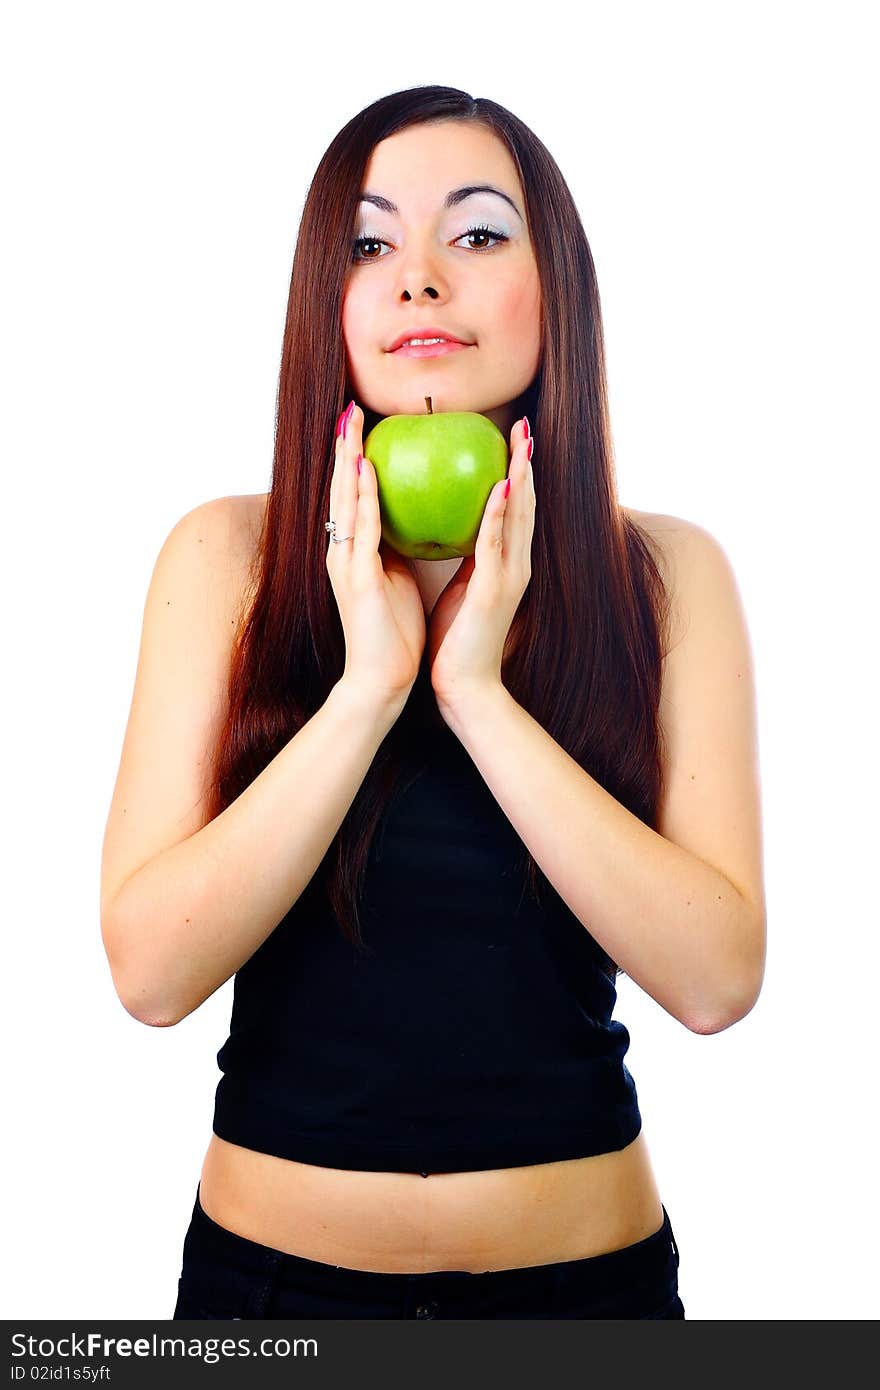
[457,225,509,253]
[351,224,509,263]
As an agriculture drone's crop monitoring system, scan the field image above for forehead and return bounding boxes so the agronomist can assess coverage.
[360,122,522,213]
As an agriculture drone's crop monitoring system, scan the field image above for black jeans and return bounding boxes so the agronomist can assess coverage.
[173,1183,684,1320]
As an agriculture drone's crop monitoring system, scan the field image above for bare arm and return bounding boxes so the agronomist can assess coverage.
[103,677,404,1026]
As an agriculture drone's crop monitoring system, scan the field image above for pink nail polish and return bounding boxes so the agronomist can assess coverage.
[343,400,355,440]
[523,416,530,440]
[504,478,511,499]
[335,410,345,438]
[527,437,534,461]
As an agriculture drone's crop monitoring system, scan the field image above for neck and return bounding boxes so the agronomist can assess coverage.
[411,556,463,615]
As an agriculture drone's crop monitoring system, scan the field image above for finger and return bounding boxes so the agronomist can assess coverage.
[508,415,529,457]
[327,414,344,545]
[504,432,534,571]
[329,402,360,558]
[474,475,509,579]
[328,404,350,527]
[338,404,362,549]
[353,452,383,569]
[520,452,536,575]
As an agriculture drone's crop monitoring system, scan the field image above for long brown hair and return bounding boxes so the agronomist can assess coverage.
[207,85,672,983]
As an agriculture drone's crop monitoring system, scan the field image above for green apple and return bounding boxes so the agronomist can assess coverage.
[363,396,509,560]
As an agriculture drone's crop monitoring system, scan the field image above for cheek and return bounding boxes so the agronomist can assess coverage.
[340,288,358,343]
[490,276,543,360]
[341,281,379,351]
[491,271,539,329]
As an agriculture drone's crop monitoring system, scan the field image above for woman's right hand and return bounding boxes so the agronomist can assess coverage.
[326,401,426,706]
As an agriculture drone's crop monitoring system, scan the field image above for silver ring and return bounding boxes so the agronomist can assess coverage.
[325,519,355,544]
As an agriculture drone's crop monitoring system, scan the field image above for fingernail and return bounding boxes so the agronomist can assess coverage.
[343,400,355,440]
[504,477,511,499]
[526,436,534,461]
[523,416,530,440]
[335,409,346,438]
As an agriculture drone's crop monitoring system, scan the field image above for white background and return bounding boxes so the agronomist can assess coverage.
[3,0,877,1321]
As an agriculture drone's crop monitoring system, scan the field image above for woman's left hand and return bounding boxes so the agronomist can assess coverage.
[427,417,535,713]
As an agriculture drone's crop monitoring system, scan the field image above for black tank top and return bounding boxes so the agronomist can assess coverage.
[212,713,642,1175]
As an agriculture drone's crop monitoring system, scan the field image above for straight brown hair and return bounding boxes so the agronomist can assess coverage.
[207,85,672,983]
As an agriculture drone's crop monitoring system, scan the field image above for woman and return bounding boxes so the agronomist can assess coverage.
[100,86,765,1320]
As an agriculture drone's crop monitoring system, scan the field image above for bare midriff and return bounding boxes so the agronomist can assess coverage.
[197,1129,665,1275]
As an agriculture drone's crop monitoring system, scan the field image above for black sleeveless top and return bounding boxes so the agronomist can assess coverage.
[212,711,642,1175]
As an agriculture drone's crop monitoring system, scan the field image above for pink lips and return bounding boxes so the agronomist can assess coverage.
[392,341,473,359]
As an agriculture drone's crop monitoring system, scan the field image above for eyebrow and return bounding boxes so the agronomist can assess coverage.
[358,184,524,224]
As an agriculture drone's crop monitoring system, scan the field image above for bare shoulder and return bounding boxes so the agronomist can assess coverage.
[157,492,265,641]
[622,507,701,652]
[237,491,269,554]
[224,491,268,615]
[236,489,270,542]
[622,505,697,562]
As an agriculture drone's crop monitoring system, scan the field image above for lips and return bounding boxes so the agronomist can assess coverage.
[387,327,472,353]
[391,340,473,359]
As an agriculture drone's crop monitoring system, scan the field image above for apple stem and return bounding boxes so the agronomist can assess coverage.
[425,396,433,414]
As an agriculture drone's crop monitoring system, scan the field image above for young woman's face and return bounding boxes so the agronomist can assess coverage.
[342,120,543,437]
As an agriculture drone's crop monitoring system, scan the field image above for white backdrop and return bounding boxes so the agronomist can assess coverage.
[3,0,877,1321]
